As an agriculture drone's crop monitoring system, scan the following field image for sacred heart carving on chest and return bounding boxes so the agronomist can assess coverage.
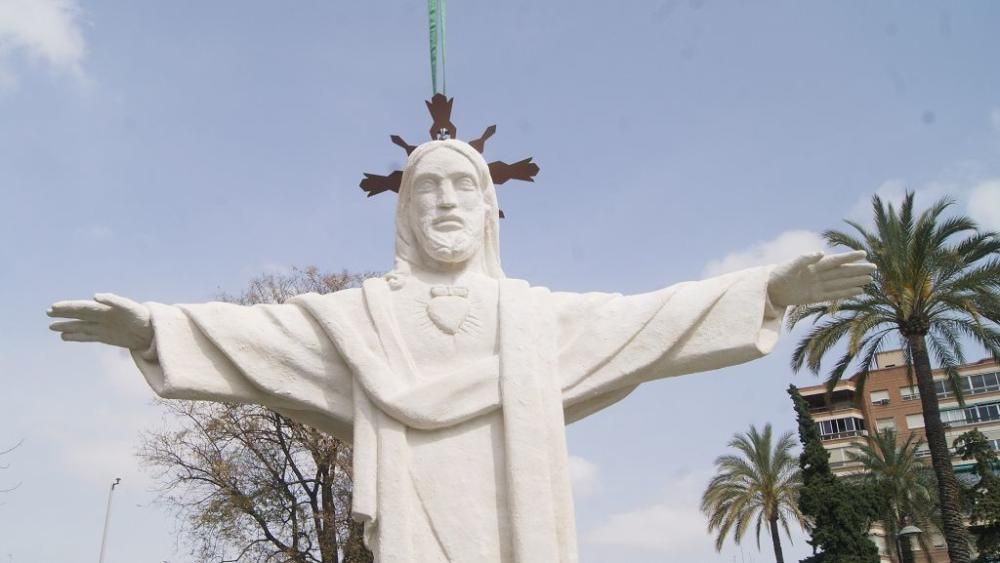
[427,287,471,335]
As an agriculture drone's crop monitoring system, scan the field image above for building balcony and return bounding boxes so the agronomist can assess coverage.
[819,429,867,441]
[802,388,861,414]
[809,403,863,416]
[800,380,857,396]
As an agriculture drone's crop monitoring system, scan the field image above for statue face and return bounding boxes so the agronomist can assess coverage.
[406,147,487,266]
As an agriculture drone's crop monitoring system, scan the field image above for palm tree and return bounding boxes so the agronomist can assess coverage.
[701,423,806,563]
[788,192,1000,563]
[846,429,939,563]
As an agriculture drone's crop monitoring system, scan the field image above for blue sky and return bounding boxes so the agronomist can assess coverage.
[2,1,999,562]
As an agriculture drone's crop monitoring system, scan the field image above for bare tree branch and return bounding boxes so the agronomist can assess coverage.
[138,267,372,563]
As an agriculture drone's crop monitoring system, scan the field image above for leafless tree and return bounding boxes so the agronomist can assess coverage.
[0,440,22,497]
[139,267,373,563]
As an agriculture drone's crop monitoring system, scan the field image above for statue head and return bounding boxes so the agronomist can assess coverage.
[391,140,503,283]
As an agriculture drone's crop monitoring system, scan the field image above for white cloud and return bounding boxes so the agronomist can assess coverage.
[24,348,163,487]
[588,469,811,561]
[703,230,826,278]
[968,179,1000,231]
[98,347,158,400]
[59,434,149,485]
[568,455,599,499]
[590,502,708,553]
[588,470,713,557]
[39,396,162,487]
[0,0,86,85]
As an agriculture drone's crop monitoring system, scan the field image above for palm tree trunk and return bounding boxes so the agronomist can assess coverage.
[909,334,972,563]
[769,515,784,563]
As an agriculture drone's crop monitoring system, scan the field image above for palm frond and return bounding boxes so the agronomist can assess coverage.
[823,228,868,252]
[955,231,1000,263]
[935,257,1000,297]
[792,316,862,375]
[927,330,967,406]
[823,328,894,394]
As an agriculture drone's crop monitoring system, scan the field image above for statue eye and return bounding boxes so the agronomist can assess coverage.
[455,176,477,191]
[416,179,437,193]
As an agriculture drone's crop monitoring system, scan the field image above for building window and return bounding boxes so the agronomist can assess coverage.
[933,371,1000,398]
[937,402,1000,428]
[966,402,1000,424]
[900,382,955,400]
[941,408,968,426]
[876,417,896,432]
[894,377,997,401]
[901,386,920,401]
[906,414,925,429]
[815,417,866,440]
[828,447,850,467]
[870,390,890,405]
[964,372,1000,395]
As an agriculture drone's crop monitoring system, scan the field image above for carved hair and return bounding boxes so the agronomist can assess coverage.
[387,140,504,288]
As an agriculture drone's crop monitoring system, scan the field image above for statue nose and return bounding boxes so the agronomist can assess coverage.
[438,184,458,208]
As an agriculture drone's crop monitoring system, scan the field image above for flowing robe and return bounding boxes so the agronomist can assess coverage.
[131,267,784,563]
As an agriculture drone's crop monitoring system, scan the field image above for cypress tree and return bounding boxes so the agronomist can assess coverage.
[789,385,880,563]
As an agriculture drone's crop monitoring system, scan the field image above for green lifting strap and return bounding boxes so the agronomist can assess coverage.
[427,0,446,95]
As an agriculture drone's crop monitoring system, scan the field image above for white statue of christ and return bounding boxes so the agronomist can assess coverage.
[49,140,874,563]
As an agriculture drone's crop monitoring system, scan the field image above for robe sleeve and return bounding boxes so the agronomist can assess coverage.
[130,299,356,440]
[554,266,785,423]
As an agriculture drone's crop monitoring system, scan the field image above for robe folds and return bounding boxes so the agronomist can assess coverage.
[131,267,784,563]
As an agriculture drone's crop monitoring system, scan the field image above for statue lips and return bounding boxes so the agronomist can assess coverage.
[432,215,465,232]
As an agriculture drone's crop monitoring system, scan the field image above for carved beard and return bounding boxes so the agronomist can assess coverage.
[414,216,483,265]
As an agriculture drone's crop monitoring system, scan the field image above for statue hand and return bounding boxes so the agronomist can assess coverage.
[767,250,875,308]
[48,293,153,350]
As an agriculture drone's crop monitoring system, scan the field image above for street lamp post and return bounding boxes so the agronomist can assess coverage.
[897,524,923,563]
[98,477,121,563]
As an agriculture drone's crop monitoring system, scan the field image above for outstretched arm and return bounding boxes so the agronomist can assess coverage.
[47,293,356,440]
[556,251,875,422]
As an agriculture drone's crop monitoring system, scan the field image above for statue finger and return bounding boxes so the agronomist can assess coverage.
[60,331,106,343]
[821,276,872,292]
[47,300,113,320]
[94,293,138,311]
[813,250,868,272]
[818,262,876,280]
[789,252,824,270]
[48,320,97,333]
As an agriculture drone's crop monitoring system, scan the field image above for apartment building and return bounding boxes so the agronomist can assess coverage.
[798,349,1000,563]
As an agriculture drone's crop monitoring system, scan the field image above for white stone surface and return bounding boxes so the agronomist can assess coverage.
[48,139,874,563]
